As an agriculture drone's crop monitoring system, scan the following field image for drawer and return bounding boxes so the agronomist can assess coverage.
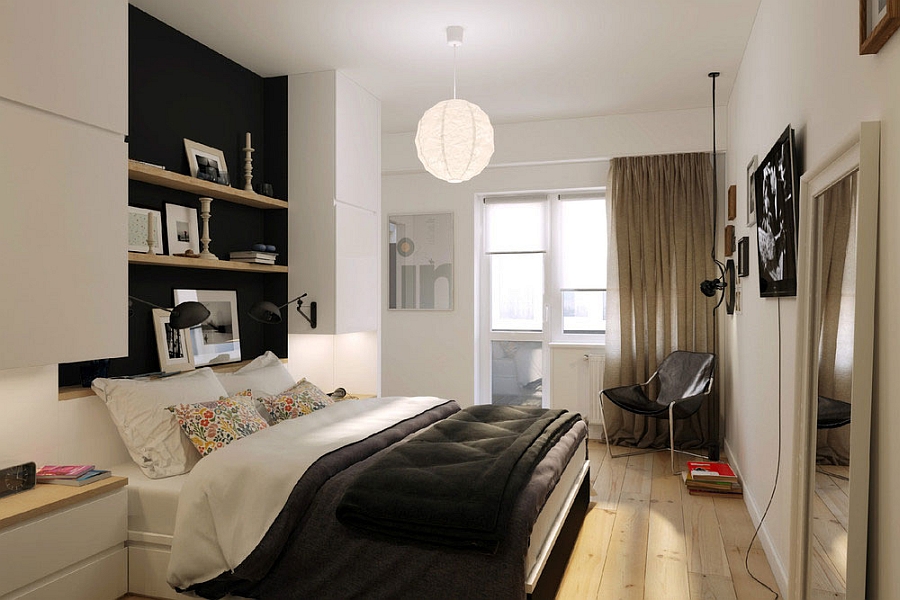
[6,546,127,600]
[0,488,126,597]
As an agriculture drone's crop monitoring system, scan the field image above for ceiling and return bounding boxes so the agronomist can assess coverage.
[129,0,761,134]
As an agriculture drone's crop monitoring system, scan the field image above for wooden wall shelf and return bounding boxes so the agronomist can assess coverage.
[128,160,288,210]
[128,252,288,273]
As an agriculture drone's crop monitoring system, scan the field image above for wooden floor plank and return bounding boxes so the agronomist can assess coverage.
[683,486,731,578]
[596,490,651,600]
[688,572,738,600]
[645,452,691,600]
[555,504,617,599]
[815,471,850,531]
[810,490,847,592]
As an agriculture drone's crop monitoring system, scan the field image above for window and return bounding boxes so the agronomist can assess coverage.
[479,191,606,406]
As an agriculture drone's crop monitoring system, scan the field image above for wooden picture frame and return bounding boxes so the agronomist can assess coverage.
[724,224,735,257]
[152,308,194,373]
[860,0,900,54]
[727,185,737,221]
[173,289,241,366]
[165,203,200,256]
[184,138,230,186]
[127,206,164,253]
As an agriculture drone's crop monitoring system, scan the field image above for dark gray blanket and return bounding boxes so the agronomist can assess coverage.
[336,405,579,552]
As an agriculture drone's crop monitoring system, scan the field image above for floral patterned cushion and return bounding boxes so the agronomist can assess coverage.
[258,378,334,423]
[170,390,269,457]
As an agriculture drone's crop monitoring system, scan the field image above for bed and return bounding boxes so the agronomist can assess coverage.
[94,355,588,599]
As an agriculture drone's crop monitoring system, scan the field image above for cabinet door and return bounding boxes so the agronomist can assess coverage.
[335,202,378,333]
[0,0,127,134]
[0,99,128,369]
[335,72,380,213]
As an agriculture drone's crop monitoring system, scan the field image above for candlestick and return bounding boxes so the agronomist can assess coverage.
[243,132,254,191]
[146,212,157,255]
[198,197,218,260]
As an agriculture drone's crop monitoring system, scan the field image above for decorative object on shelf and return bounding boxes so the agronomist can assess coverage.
[184,138,229,186]
[724,224,735,257]
[152,308,195,373]
[746,154,758,226]
[229,250,277,265]
[727,185,737,221]
[128,206,164,253]
[725,260,736,315]
[128,295,211,330]
[0,462,36,499]
[174,289,242,366]
[165,203,200,256]
[388,212,454,310]
[249,293,317,329]
[254,182,275,197]
[174,249,201,258]
[243,131,254,191]
[197,196,218,260]
[737,236,750,277]
[415,26,494,183]
[146,210,159,255]
[860,0,900,54]
[252,243,267,252]
[699,72,728,315]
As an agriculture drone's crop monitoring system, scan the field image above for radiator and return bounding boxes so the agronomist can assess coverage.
[580,353,605,424]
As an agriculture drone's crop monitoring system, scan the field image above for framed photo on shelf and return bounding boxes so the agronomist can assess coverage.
[173,289,241,366]
[128,206,164,253]
[746,155,758,226]
[165,203,200,255]
[152,308,194,373]
[183,138,229,186]
[387,212,454,310]
[860,0,900,54]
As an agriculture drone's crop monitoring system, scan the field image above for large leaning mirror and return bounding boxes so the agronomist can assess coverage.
[790,122,880,599]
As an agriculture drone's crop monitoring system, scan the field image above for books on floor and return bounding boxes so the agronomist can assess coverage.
[683,461,742,497]
[40,470,112,487]
[229,251,278,265]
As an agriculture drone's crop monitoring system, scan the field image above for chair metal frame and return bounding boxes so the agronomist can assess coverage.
[598,357,714,475]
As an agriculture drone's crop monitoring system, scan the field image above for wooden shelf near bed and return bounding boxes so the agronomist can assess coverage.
[58,358,290,401]
[0,476,127,530]
[128,252,288,273]
[129,160,288,209]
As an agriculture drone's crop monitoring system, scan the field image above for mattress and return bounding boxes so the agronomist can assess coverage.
[112,461,187,542]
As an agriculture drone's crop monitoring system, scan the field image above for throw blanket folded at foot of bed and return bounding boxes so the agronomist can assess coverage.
[336,405,580,552]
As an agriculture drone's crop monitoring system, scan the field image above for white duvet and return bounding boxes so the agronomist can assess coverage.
[167,396,450,590]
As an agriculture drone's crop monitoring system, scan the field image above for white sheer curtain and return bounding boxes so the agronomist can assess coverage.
[602,152,716,449]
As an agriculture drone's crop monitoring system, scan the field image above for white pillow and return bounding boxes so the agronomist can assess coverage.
[93,368,228,479]
[216,351,295,397]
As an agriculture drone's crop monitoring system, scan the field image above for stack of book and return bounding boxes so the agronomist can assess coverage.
[683,461,742,497]
[229,251,278,265]
[36,464,111,487]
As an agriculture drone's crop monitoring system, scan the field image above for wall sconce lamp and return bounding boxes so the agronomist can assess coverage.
[128,295,210,329]
[699,71,729,312]
[248,293,317,329]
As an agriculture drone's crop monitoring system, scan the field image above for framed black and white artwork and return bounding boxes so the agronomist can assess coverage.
[746,155,758,226]
[173,289,241,365]
[165,203,200,256]
[152,308,194,373]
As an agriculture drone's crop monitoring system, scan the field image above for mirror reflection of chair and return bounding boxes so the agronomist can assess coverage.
[816,395,851,430]
[598,350,716,475]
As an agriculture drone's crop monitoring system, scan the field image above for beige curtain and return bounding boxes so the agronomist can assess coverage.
[602,152,716,449]
[816,171,857,465]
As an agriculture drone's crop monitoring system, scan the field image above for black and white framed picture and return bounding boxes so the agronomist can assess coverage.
[165,203,200,256]
[183,138,229,186]
[151,308,194,373]
[127,206,164,253]
[737,236,750,278]
[755,125,799,297]
[173,289,241,365]
[746,155,758,226]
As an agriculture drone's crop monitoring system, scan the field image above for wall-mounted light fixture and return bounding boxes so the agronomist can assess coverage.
[249,293,317,329]
[699,71,729,311]
[128,295,210,329]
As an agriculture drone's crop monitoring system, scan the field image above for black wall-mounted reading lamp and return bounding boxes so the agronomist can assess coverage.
[249,293,317,329]
[128,296,210,329]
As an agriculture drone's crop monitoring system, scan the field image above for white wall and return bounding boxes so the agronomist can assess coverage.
[724,0,900,596]
[382,107,720,407]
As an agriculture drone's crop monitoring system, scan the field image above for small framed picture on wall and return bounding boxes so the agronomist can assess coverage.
[747,155,758,226]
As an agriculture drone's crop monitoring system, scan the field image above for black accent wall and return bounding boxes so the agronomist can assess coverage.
[60,6,289,385]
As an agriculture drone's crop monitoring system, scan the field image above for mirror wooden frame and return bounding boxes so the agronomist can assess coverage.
[789,122,880,599]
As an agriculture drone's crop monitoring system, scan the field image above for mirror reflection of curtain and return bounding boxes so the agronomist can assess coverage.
[817,171,857,465]
[602,152,715,449]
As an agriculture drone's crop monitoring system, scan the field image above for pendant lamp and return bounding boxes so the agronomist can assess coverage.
[415,26,494,183]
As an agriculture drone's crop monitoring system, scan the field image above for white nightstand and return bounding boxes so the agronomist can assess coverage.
[0,477,128,600]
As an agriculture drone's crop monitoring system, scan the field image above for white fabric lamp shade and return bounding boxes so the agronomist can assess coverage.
[415,98,494,183]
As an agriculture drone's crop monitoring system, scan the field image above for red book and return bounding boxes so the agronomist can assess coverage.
[686,461,738,482]
[36,464,94,480]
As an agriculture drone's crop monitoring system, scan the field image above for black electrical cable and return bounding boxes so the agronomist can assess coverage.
[744,296,782,599]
